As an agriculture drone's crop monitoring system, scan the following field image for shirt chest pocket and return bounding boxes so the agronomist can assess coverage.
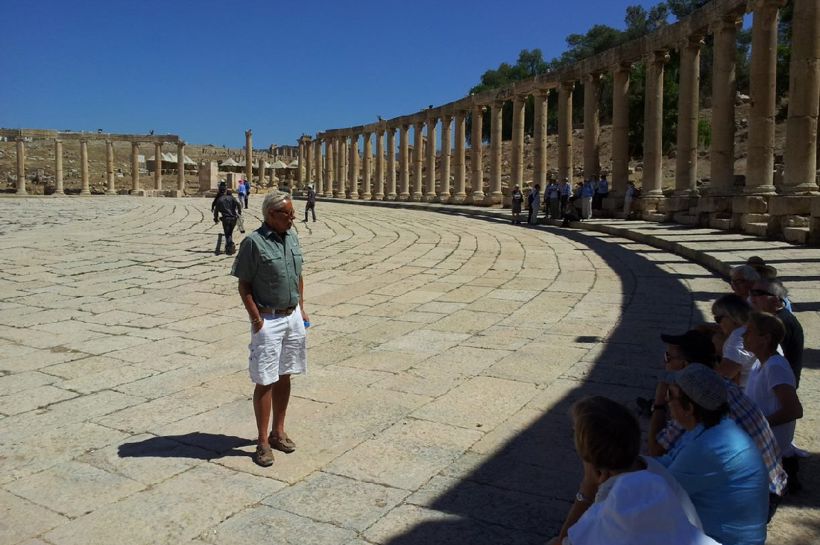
[291,248,303,277]
[260,253,285,284]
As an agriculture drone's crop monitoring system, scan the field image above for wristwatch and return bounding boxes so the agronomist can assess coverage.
[575,491,592,503]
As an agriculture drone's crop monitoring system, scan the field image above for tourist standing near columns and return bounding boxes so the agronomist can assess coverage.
[213,189,242,255]
[510,185,523,224]
[232,190,308,467]
[304,184,317,222]
[527,184,541,225]
[559,178,571,219]
[546,180,559,219]
[237,178,248,209]
[581,179,595,219]
[624,181,636,219]
[243,179,251,209]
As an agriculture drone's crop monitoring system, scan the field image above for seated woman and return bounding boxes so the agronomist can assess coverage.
[712,293,757,386]
[659,365,769,545]
[553,396,717,545]
[743,311,804,493]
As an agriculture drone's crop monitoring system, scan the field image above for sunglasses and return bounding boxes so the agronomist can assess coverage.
[750,289,775,297]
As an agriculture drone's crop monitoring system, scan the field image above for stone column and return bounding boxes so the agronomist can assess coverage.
[131,142,140,192]
[106,140,116,195]
[425,116,437,200]
[339,138,348,197]
[512,95,526,191]
[675,36,703,195]
[399,124,410,200]
[375,130,385,199]
[54,139,64,195]
[258,157,266,186]
[710,15,740,194]
[453,111,467,203]
[439,115,452,202]
[80,139,91,195]
[15,137,26,195]
[387,128,397,199]
[153,142,162,190]
[558,81,575,182]
[746,0,785,194]
[470,105,485,202]
[325,138,335,197]
[245,130,253,183]
[177,142,186,193]
[583,73,601,179]
[642,51,669,197]
[297,139,305,187]
[348,135,359,199]
[362,132,372,200]
[612,64,631,197]
[490,100,504,199]
[533,89,549,188]
[412,121,424,201]
[783,0,820,193]
[314,140,324,195]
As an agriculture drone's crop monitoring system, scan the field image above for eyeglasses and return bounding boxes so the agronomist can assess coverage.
[750,289,775,297]
[271,209,295,219]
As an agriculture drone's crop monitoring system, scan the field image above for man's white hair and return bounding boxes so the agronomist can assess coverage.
[731,264,760,282]
[262,190,290,216]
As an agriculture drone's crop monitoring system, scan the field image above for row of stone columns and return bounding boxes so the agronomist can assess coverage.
[302,0,817,209]
[11,138,186,195]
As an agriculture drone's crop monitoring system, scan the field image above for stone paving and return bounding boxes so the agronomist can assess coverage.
[1,196,817,545]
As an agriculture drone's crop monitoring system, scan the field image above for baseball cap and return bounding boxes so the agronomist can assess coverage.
[660,330,716,366]
[664,365,727,410]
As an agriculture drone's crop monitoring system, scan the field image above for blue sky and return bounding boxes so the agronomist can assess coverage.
[2,0,659,148]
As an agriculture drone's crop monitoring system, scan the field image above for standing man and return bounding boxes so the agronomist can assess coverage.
[304,184,317,222]
[231,190,309,467]
[213,188,242,255]
[510,185,523,224]
[581,178,595,219]
[243,179,251,209]
[559,177,571,219]
[237,178,248,209]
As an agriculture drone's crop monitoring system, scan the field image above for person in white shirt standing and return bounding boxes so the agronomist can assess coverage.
[743,311,804,494]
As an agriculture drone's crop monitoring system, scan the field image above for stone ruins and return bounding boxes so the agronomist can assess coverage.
[3,0,819,245]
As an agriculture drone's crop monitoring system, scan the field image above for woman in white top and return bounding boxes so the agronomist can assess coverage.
[743,311,803,491]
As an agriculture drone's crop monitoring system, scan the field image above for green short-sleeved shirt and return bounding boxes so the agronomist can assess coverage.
[231,223,304,309]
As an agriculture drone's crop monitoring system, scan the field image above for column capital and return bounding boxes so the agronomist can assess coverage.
[491,99,505,109]
[15,136,26,143]
[749,0,787,12]
[585,71,603,82]
[426,113,438,123]
[533,87,550,98]
[442,113,453,123]
[560,80,575,91]
[612,61,633,74]
[245,129,252,137]
[679,33,705,51]
[711,11,743,33]
[646,49,670,66]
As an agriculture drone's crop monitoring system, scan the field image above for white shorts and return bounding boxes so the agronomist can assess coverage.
[248,306,307,386]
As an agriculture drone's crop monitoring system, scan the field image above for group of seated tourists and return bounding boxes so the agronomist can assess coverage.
[550,257,806,545]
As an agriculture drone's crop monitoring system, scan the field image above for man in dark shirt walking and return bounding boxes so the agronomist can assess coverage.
[304,184,317,222]
[213,189,242,255]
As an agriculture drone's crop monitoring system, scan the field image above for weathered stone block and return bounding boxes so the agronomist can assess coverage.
[810,196,820,217]
[768,196,812,216]
[696,196,733,213]
[783,227,809,244]
[732,196,768,214]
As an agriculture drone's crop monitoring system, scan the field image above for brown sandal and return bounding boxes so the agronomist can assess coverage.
[269,433,296,453]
